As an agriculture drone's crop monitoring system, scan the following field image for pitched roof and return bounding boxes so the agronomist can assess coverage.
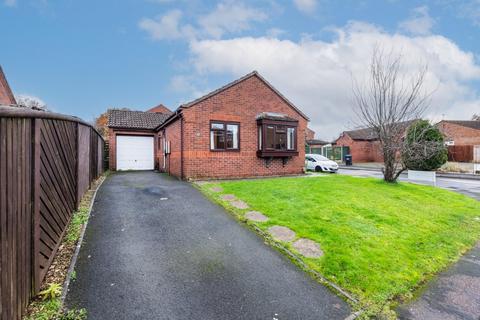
[107,109,169,129]
[342,120,417,141]
[179,71,309,121]
[146,104,173,114]
[439,120,480,131]
[0,66,16,105]
[256,112,298,122]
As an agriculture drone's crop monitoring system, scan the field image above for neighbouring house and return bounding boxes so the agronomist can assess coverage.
[305,127,329,153]
[334,121,415,163]
[437,120,480,146]
[437,120,480,162]
[0,66,16,105]
[107,71,309,179]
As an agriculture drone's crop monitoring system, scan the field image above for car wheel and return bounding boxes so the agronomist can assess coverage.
[315,166,322,172]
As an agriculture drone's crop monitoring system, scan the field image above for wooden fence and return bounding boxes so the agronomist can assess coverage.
[448,145,473,162]
[0,106,104,320]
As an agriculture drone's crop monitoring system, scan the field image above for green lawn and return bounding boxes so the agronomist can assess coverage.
[198,175,480,314]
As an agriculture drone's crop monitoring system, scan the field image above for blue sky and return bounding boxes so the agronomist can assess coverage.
[1,0,479,139]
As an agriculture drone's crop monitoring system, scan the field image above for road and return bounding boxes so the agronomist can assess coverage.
[338,168,480,201]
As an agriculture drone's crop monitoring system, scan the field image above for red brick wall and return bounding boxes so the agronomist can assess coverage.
[160,75,308,180]
[335,134,383,163]
[306,128,315,140]
[108,128,158,170]
[438,122,480,145]
[0,68,16,105]
[158,118,182,178]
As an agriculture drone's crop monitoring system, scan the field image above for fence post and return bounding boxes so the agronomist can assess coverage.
[31,119,41,294]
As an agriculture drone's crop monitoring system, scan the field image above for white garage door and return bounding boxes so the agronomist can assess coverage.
[116,135,154,170]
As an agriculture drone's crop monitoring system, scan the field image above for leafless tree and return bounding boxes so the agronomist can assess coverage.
[15,94,48,111]
[352,47,430,182]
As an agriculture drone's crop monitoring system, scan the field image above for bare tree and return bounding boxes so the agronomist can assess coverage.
[352,47,430,182]
[15,94,48,111]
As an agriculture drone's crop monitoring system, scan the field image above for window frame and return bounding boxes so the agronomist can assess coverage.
[209,120,241,152]
[257,118,298,158]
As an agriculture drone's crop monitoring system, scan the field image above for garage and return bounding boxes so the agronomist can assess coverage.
[116,135,154,170]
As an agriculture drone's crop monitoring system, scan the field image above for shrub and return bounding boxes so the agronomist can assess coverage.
[402,120,448,171]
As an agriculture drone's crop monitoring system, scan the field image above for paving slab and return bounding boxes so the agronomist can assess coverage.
[65,172,350,320]
[245,211,268,222]
[293,238,324,258]
[268,225,296,242]
[220,194,236,201]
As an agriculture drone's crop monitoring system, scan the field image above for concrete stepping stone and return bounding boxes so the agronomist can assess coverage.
[292,238,323,258]
[220,194,236,201]
[230,200,249,209]
[210,186,223,192]
[245,211,268,222]
[268,226,296,242]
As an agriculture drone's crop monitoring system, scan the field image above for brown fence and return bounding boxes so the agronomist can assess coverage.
[448,145,473,162]
[0,106,104,320]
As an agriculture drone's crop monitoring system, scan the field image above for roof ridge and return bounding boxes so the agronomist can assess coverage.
[179,71,309,121]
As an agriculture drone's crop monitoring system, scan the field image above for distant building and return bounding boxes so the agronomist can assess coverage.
[437,120,480,146]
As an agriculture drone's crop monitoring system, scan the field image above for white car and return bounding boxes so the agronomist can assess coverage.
[305,154,339,173]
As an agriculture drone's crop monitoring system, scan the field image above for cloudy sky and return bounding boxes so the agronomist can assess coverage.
[1,0,479,139]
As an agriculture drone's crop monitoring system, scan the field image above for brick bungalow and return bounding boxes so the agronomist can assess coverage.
[437,120,480,145]
[107,71,309,179]
[0,66,16,105]
[334,121,415,163]
[156,71,309,180]
[305,128,329,153]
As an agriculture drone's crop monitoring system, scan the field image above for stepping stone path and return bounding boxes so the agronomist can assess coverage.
[220,194,236,201]
[268,226,296,242]
[210,186,223,192]
[230,200,249,209]
[195,181,209,186]
[245,211,268,222]
[292,238,323,258]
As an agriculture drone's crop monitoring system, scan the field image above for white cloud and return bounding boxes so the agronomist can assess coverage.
[139,10,195,40]
[183,22,480,140]
[139,1,267,41]
[198,1,267,39]
[4,0,17,7]
[293,0,317,14]
[399,6,435,35]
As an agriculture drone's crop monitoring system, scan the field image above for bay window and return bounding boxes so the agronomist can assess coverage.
[210,121,240,151]
[256,116,298,157]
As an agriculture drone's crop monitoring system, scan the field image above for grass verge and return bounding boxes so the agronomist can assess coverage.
[197,174,480,318]
[24,173,107,320]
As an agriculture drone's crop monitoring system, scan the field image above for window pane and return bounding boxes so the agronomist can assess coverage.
[258,126,262,150]
[210,130,225,149]
[266,126,275,149]
[211,122,224,130]
[275,131,286,150]
[287,127,295,150]
[226,124,239,149]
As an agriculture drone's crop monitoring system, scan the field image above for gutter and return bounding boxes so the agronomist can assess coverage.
[154,108,183,131]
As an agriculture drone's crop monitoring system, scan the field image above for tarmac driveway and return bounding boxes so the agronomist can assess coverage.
[65,171,350,320]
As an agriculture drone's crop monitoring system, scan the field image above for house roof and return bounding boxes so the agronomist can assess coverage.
[438,120,480,131]
[0,66,16,105]
[180,71,309,120]
[306,139,329,146]
[341,120,417,141]
[146,104,173,114]
[156,71,310,131]
[108,109,169,129]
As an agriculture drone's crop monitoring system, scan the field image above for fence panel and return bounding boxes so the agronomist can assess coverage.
[0,118,33,320]
[0,107,105,319]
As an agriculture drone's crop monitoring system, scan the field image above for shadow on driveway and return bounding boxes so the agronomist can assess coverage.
[65,171,351,320]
